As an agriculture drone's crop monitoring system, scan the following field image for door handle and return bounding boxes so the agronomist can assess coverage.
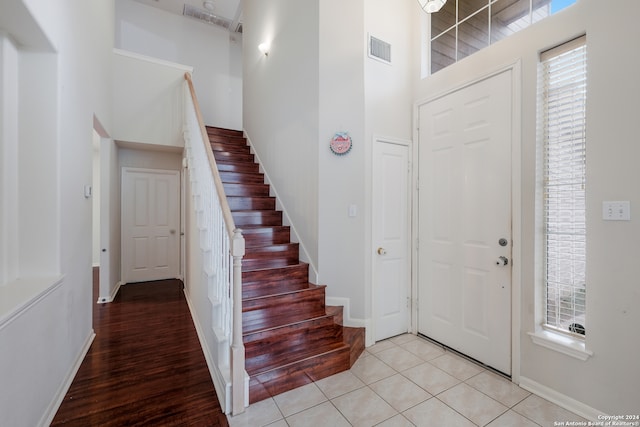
[377,247,387,255]
[496,256,509,266]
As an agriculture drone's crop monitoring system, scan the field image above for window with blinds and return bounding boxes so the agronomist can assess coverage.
[539,35,587,337]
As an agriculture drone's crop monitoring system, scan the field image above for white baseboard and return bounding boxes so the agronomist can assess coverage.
[183,288,232,414]
[519,376,605,421]
[97,280,122,304]
[40,330,96,427]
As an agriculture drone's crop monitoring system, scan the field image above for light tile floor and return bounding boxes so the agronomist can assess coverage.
[228,334,587,427]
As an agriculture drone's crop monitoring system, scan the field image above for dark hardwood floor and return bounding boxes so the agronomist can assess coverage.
[51,274,229,426]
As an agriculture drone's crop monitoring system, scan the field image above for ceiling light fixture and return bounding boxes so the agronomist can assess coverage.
[418,0,447,13]
[203,1,215,12]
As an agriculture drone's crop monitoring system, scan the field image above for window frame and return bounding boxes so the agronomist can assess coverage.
[529,34,593,361]
[428,0,579,74]
[539,34,588,339]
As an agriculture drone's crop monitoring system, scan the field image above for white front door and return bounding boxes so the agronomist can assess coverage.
[373,139,411,341]
[418,70,513,375]
[122,168,180,284]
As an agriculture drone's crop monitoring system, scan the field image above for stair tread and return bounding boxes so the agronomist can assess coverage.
[242,262,307,279]
[239,224,289,230]
[243,282,324,304]
[242,259,300,272]
[243,311,333,338]
[242,282,310,300]
[219,171,265,183]
[210,142,250,153]
[246,341,348,375]
[205,125,243,136]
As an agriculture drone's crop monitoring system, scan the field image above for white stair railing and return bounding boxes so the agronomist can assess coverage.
[183,73,246,415]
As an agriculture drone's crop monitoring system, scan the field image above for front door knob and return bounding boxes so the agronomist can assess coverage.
[377,247,387,255]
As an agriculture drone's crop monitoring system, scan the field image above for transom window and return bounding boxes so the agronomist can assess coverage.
[430,0,578,74]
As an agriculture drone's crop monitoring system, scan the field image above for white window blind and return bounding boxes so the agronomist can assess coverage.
[539,35,587,337]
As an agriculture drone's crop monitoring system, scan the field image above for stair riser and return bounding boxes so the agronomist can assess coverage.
[242,228,291,248]
[216,162,259,174]
[242,264,308,287]
[248,347,350,403]
[244,243,298,258]
[242,282,309,300]
[233,211,283,227]
[228,197,276,211]
[242,258,299,271]
[244,314,336,347]
[206,126,243,138]
[213,151,254,163]
[222,183,270,197]
[245,322,343,368]
[208,134,247,144]
[219,171,264,184]
[210,142,250,154]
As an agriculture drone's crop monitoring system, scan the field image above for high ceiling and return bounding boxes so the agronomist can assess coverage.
[132,0,243,32]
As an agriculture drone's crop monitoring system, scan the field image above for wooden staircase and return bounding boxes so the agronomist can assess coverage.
[206,126,365,403]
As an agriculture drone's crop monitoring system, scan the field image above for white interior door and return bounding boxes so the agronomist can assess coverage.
[418,70,513,375]
[373,139,411,341]
[122,168,180,284]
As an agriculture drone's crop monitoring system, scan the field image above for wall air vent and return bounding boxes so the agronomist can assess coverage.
[368,35,391,64]
[183,4,231,30]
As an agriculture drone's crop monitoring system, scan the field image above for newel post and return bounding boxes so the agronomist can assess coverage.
[230,228,246,415]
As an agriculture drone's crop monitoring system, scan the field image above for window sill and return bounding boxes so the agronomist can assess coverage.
[528,330,593,361]
[0,276,64,330]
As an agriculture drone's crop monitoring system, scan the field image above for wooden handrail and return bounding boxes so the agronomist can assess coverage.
[184,72,238,239]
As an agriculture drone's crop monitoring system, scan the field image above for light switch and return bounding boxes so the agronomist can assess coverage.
[348,204,357,218]
[602,201,630,221]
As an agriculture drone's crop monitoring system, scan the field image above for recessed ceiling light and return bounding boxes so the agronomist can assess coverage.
[203,1,215,12]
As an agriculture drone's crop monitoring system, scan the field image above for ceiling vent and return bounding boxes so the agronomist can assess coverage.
[183,4,231,30]
[368,35,391,64]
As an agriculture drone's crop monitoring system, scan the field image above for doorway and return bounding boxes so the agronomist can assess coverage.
[417,70,513,375]
[121,167,181,284]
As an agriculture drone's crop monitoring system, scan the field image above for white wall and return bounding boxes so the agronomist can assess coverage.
[114,0,242,130]
[0,0,114,425]
[118,145,183,171]
[243,0,321,272]
[92,131,101,267]
[317,0,367,323]
[99,136,122,303]
[112,50,190,147]
[0,35,19,284]
[413,0,640,416]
